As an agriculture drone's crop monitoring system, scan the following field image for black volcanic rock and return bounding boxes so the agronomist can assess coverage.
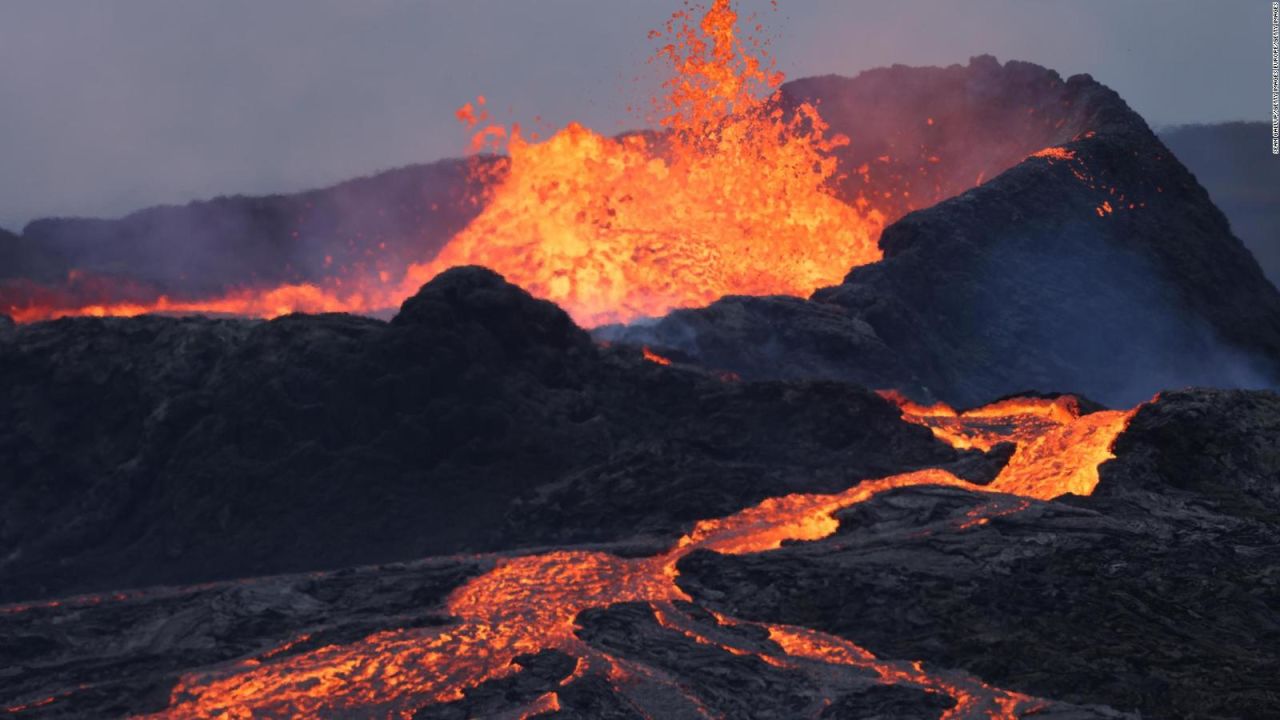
[392,264,595,360]
[0,555,483,719]
[412,650,581,720]
[1095,387,1280,515]
[676,388,1280,719]
[606,58,1280,407]
[574,602,820,718]
[0,267,958,603]
[598,294,926,395]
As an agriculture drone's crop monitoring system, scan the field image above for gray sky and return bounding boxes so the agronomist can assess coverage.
[0,0,1266,230]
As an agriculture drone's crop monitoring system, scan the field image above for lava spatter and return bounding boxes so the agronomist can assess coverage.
[401,0,884,326]
[135,395,1137,719]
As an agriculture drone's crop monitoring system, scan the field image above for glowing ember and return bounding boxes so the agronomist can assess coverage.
[131,394,1138,719]
[1029,146,1075,162]
[642,346,673,365]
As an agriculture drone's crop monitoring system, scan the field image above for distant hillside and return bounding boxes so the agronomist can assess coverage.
[1158,122,1280,285]
[0,158,495,298]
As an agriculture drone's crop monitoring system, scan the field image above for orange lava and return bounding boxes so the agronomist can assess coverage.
[128,394,1138,719]
[880,391,1135,499]
[397,0,883,326]
[1029,146,1075,162]
[767,626,1046,719]
[7,0,884,328]
[642,346,673,365]
[3,283,362,325]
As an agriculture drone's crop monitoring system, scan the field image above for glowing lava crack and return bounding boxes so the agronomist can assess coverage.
[140,396,1135,719]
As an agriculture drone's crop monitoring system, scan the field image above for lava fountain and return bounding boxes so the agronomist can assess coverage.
[5,0,884,327]
[399,0,885,326]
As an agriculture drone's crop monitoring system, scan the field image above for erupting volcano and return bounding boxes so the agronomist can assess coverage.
[5,0,1191,336]
[5,0,996,327]
[404,1,884,325]
[3,2,1279,719]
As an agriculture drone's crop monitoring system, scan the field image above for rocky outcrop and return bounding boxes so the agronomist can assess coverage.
[605,58,1280,408]
[1097,388,1280,511]
[0,267,958,603]
[676,388,1280,719]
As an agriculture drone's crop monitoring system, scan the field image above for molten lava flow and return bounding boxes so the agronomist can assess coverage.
[879,391,1135,499]
[126,396,1139,720]
[3,282,363,325]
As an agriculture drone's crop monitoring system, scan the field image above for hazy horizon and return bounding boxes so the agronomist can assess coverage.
[0,0,1268,230]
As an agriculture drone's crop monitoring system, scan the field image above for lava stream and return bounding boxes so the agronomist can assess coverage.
[135,395,1135,719]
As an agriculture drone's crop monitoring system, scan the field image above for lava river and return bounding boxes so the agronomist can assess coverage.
[133,395,1136,719]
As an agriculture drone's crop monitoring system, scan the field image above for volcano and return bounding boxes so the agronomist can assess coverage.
[2,2,1280,719]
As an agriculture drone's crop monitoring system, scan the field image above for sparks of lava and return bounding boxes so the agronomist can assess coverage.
[112,394,1136,719]
[6,0,884,328]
